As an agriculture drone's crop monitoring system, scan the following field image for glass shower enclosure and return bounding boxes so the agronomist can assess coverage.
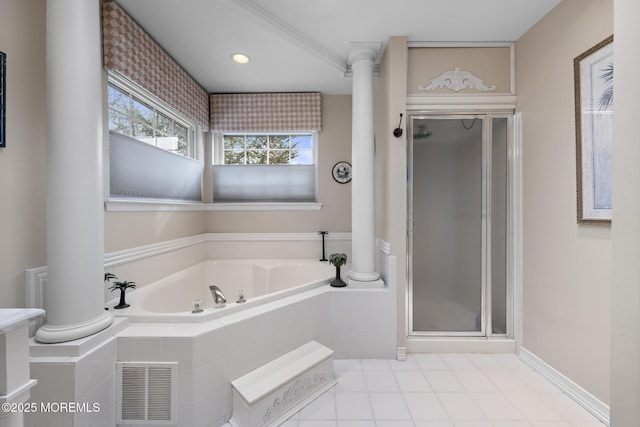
[407,114,511,337]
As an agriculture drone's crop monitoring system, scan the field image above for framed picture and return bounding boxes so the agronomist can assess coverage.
[0,51,5,148]
[574,35,613,223]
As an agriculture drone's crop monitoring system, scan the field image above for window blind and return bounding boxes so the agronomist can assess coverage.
[109,132,202,201]
[212,164,316,202]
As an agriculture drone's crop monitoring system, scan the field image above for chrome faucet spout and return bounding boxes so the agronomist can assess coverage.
[209,285,227,308]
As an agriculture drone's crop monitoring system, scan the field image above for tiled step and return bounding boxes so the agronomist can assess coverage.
[229,341,336,427]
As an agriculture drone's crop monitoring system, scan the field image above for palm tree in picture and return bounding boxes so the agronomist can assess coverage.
[599,62,613,111]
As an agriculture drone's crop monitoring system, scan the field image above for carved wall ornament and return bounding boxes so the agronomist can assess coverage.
[418,67,497,93]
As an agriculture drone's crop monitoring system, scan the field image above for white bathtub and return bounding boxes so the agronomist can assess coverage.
[107,259,336,323]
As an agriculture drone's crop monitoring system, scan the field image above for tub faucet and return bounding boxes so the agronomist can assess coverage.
[209,285,227,308]
[319,231,328,261]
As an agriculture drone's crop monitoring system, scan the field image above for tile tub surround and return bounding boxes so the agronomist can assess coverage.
[115,282,397,427]
[118,287,333,427]
[26,337,118,427]
[25,234,396,426]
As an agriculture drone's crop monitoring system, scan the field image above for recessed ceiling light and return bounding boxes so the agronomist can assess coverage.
[231,53,250,64]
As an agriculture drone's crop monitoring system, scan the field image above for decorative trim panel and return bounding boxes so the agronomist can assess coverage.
[263,373,327,422]
[418,67,497,93]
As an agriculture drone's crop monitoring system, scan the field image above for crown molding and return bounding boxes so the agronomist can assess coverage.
[218,0,347,75]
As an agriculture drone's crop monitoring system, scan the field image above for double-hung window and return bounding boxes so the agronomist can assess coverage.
[108,82,192,157]
[107,74,202,202]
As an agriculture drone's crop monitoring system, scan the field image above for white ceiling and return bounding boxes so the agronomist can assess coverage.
[116,0,560,95]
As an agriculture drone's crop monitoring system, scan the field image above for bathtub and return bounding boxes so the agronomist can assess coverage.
[107,259,336,323]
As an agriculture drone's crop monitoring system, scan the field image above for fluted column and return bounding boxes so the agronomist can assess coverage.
[36,0,113,343]
[347,43,384,288]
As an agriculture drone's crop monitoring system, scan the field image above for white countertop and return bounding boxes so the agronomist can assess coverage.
[0,309,45,334]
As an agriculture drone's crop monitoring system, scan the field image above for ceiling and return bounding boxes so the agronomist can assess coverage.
[116,0,561,95]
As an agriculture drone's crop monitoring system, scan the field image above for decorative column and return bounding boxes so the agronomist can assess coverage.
[36,0,113,343]
[347,43,384,288]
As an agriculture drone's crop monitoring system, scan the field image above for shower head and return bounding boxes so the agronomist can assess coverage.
[413,125,432,140]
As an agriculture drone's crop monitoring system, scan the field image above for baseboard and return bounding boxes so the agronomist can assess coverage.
[407,337,516,354]
[519,347,610,426]
[396,347,407,361]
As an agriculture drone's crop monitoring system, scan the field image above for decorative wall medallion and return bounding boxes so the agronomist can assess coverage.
[263,373,327,422]
[332,161,351,184]
[418,67,497,92]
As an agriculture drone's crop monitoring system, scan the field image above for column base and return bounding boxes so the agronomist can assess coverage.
[347,277,385,289]
[35,311,113,344]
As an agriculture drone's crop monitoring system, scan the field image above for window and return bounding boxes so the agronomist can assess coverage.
[108,82,191,157]
[212,132,318,203]
[106,74,203,203]
[221,133,314,165]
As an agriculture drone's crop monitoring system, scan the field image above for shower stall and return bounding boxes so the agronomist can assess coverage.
[407,114,512,338]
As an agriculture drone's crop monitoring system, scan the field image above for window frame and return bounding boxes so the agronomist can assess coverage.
[107,72,196,159]
[213,131,318,166]
[211,131,320,204]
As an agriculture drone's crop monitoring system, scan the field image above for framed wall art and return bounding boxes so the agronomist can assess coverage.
[0,51,5,148]
[574,35,613,223]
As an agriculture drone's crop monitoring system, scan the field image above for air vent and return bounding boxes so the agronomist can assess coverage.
[117,362,178,425]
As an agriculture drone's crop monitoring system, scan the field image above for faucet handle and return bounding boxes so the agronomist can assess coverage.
[237,290,246,304]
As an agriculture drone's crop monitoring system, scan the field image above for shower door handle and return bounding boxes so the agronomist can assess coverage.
[407,218,415,234]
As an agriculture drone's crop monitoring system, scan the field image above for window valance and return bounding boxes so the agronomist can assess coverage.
[210,93,322,132]
[102,0,209,129]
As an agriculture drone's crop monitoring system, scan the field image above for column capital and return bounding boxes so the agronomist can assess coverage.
[348,42,382,65]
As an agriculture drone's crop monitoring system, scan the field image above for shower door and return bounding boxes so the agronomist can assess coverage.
[408,115,509,337]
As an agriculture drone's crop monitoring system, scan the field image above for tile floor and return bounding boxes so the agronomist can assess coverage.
[224,353,607,427]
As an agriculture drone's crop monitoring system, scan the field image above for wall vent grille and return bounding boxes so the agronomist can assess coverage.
[117,362,178,425]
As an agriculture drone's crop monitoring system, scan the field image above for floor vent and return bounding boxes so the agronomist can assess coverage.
[117,362,178,425]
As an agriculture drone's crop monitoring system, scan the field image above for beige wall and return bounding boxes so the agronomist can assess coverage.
[0,0,47,308]
[611,0,640,424]
[204,95,352,233]
[516,0,613,404]
[105,95,353,250]
[104,210,206,253]
[374,36,408,349]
